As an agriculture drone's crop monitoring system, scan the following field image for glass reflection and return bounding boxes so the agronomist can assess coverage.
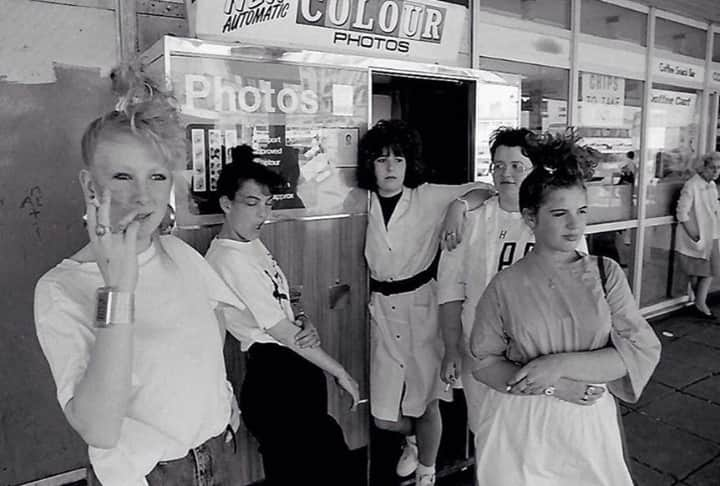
[577,72,642,223]
[640,224,688,307]
[645,84,701,218]
[587,229,636,289]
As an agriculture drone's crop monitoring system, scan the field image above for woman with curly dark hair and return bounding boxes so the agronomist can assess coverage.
[357,119,493,486]
[469,132,661,485]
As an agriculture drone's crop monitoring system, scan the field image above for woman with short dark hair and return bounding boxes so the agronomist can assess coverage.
[358,119,493,486]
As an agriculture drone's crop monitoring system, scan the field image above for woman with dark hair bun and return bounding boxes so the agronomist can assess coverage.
[469,132,661,486]
[357,119,494,486]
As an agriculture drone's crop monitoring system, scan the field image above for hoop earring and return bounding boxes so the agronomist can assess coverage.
[158,205,176,235]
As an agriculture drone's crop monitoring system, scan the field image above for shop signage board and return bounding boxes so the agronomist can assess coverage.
[647,88,698,180]
[576,38,645,81]
[475,20,570,69]
[579,73,625,128]
[185,0,468,64]
[652,56,705,87]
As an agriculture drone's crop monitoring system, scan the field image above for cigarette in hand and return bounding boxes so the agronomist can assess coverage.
[444,383,451,392]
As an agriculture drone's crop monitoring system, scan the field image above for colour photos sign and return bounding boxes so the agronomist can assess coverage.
[186,0,468,64]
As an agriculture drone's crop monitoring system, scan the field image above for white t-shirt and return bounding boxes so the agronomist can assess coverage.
[438,196,588,340]
[34,236,245,486]
[206,238,294,350]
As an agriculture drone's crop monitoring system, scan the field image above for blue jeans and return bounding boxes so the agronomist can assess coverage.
[87,427,239,485]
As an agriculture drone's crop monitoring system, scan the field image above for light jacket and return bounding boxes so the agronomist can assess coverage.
[675,173,720,258]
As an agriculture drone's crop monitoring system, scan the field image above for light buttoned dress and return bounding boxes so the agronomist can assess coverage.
[365,182,480,421]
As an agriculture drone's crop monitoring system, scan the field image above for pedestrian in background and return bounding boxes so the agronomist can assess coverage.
[675,151,720,320]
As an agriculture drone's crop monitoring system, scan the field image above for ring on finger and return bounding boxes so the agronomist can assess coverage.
[95,223,110,237]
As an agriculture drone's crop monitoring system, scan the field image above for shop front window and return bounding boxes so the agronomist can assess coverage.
[479,0,571,30]
[640,224,686,307]
[587,229,636,289]
[645,84,701,218]
[580,0,646,46]
[654,17,707,60]
[478,57,569,134]
[577,72,642,223]
[166,54,369,226]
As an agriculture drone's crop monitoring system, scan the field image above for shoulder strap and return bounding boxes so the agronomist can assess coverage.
[597,255,608,297]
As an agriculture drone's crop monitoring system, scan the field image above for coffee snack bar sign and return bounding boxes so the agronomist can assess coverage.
[653,57,705,87]
[185,0,467,64]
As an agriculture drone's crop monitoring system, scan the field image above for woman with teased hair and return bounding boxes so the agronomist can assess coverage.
[357,119,493,486]
[469,132,661,486]
[34,63,250,485]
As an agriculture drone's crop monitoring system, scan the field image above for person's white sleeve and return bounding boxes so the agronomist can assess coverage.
[675,181,693,223]
[438,241,467,304]
[602,258,662,403]
[34,279,94,410]
[211,257,287,331]
[422,182,493,210]
[469,278,509,369]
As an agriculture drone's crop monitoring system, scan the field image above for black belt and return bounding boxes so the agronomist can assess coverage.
[370,248,441,296]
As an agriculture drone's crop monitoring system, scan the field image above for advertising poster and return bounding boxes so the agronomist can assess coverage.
[170,55,368,226]
[185,0,468,65]
[579,73,625,128]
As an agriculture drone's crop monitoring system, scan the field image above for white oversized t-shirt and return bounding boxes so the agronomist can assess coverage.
[34,236,245,486]
[206,238,295,350]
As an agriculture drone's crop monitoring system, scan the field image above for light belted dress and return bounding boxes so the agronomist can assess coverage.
[365,182,479,421]
[470,252,661,486]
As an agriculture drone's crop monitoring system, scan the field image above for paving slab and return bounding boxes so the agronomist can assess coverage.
[683,456,720,486]
[685,326,720,350]
[631,381,675,410]
[651,357,712,389]
[622,412,720,478]
[629,459,675,486]
[642,393,720,444]
[660,340,720,373]
[684,375,720,404]
[653,318,713,339]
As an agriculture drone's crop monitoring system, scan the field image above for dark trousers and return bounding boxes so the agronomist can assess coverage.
[87,428,238,486]
[240,343,351,486]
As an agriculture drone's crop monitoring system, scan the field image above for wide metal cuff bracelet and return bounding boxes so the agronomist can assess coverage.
[94,287,134,328]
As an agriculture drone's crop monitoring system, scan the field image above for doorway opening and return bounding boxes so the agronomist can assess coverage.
[371,73,476,184]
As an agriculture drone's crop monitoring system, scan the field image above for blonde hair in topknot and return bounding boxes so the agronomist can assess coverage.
[80,60,185,170]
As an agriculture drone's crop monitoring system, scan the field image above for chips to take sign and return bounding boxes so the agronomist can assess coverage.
[579,73,625,128]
